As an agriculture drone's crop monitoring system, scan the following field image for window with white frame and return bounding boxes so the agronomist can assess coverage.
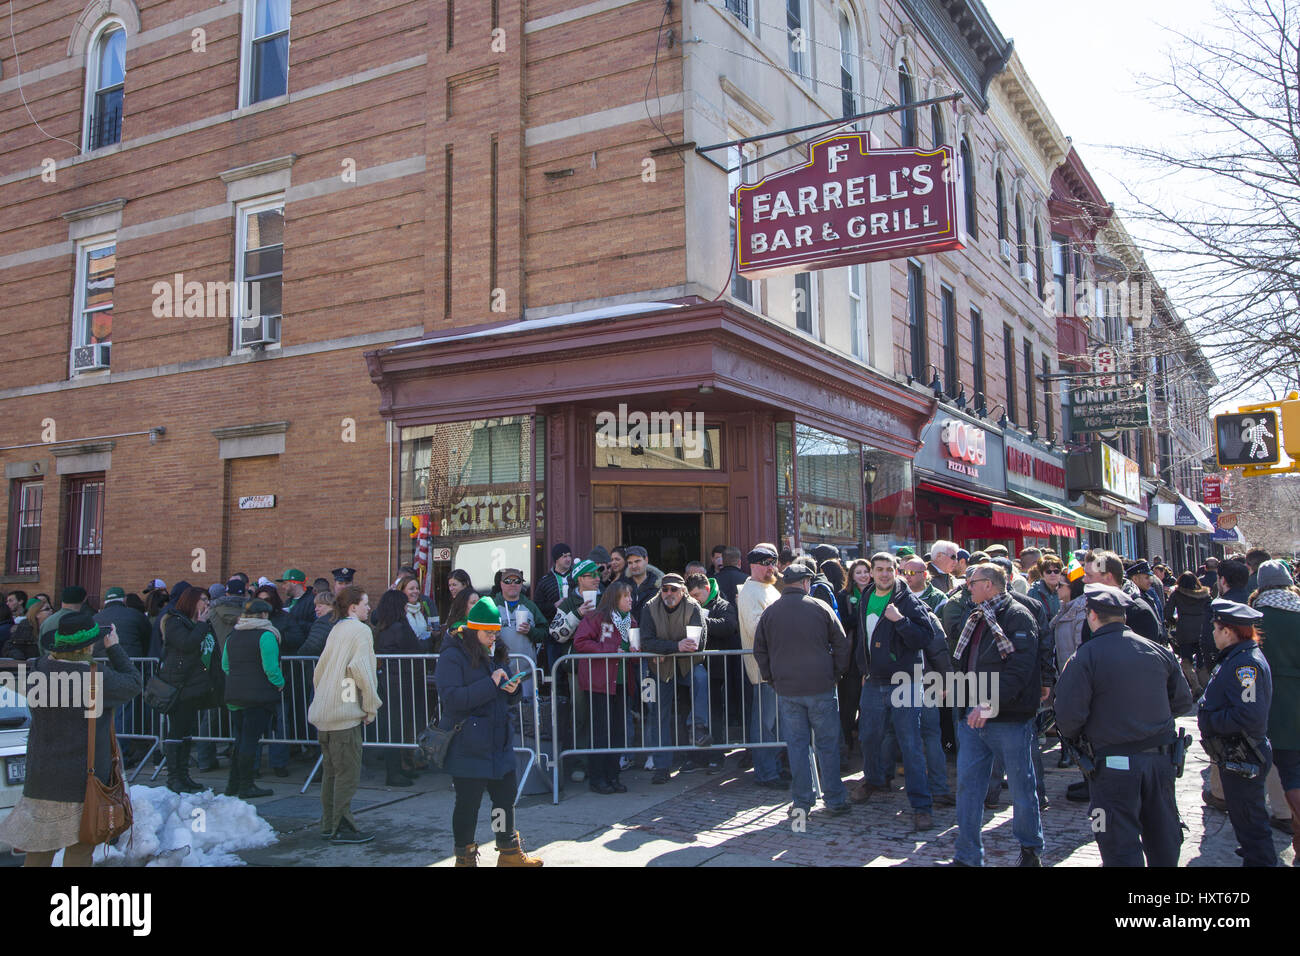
[725,0,752,29]
[243,0,290,106]
[729,140,758,307]
[839,9,860,120]
[787,0,809,78]
[234,198,285,351]
[71,237,114,373]
[84,22,125,150]
[794,272,816,335]
[848,264,867,359]
[7,479,43,575]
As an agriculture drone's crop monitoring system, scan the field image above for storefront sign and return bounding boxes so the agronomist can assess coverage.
[442,492,532,535]
[1004,436,1067,500]
[914,415,1006,494]
[735,134,962,279]
[1100,444,1141,503]
[1201,475,1222,505]
[799,500,857,541]
[238,495,275,510]
[1209,508,1243,542]
[1068,346,1150,432]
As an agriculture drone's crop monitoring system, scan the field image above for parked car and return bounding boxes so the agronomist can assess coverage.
[0,677,30,856]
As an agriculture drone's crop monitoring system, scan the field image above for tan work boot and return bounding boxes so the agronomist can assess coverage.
[495,831,543,867]
[454,843,479,867]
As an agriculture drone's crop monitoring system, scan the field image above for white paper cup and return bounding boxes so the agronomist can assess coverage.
[685,625,702,643]
[515,607,527,628]
[629,627,641,651]
[582,590,598,607]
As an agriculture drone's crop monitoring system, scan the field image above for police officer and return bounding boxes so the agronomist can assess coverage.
[1198,599,1278,867]
[331,567,356,597]
[1054,583,1193,866]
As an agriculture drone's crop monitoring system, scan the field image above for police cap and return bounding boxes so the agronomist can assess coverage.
[332,567,356,583]
[1084,583,1133,613]
[1125,560,1153,578]
[1210,599,1263,627]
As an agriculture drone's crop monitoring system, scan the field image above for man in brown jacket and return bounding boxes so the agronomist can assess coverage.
[639,573,710,783]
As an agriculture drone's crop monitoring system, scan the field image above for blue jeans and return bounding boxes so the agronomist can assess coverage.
[859,680,932,812]
[648,664,710,769]
[919,699,951,798]
[778,691,847,810]
[747,680,781,783]
[955,718,1044,866]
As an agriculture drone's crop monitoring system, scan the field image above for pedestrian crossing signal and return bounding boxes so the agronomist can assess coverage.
[1215,411,1280,466]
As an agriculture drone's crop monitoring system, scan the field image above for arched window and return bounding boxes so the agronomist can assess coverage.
[1015,196,1027,264]
[1034,218,1046,300]
[838,9,859,120]
[995,171,1007,241]
[931,104,945,147]
[84,22,125,150]
[961,136,977,239]
[898,64,916,148]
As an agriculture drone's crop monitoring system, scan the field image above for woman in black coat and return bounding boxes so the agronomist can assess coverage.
[157,587,216,794]
[372,589,427,786]
[1166,572,1213,695]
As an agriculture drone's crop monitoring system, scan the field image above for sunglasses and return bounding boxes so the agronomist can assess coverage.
[759,559,777,567]
[502,577,523,585]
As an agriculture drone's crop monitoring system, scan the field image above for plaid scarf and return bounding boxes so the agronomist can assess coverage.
[955,591,1016,663]
[1254,588,1300,614]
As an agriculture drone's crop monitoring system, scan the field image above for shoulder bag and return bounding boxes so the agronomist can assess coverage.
[80,662,134,847]
[417,719,463,769]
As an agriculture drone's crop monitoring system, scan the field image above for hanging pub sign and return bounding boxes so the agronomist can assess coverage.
[734,134,962,278]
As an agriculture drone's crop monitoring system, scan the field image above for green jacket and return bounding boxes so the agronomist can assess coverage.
[1259,604,1300,749]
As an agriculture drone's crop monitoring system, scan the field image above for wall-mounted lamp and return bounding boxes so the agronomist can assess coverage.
[924,363,943,399]
[954,387,968,411]
[149,426,166,445]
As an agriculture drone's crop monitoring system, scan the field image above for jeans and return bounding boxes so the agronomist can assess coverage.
[859,680,932,812]
[919,700,951,797]
[778,691,847,810]
[746,680,781,782]
[955,718,1044,866]
[648,664,710,769]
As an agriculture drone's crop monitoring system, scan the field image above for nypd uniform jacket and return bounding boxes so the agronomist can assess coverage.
[1197,640,1273,743]
[1054,622,1193,750]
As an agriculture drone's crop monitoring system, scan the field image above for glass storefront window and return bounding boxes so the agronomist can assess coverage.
[862,448,914,556]
[399,416,538,614]
[795,425,863,557]
[592,410,722,470]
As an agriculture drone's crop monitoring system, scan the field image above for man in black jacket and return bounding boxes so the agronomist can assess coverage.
[533,543,573,624]
[688,572,741,746]
[94,586,151,657]
[754,564,852,819]
[851,552,938,831]
[1081,551,1161,645]
[713,547,749,605]
[948,562,1045,867]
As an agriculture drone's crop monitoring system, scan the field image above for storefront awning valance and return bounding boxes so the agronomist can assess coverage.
[989,503,1078,539]
[1009,490,1108,535]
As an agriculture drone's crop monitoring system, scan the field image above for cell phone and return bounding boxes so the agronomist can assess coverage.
[504,670,530,684]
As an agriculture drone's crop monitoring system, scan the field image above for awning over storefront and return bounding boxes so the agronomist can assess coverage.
[1086,492,1148,524]
[1010,490,1107,535]
[989,503,1078,539]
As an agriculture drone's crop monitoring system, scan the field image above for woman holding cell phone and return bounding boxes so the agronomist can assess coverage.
[434,595,542,867]
[573,581,634,794]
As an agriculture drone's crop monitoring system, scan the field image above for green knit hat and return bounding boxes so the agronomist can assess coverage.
[465,596,502,631]
[571,559,599,581]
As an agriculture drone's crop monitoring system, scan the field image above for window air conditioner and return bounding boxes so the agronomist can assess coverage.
[999,238,1014,263]
[1019,262,1035,284]
[71,343,110,372]
[238,314,281,349]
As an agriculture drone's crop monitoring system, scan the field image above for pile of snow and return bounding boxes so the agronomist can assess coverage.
[86,786,278,867]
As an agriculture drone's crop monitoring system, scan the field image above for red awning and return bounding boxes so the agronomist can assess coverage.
[916,481,994,507]
[989,504,1077,539]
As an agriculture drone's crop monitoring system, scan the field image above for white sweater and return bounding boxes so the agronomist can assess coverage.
[307,618,381,732]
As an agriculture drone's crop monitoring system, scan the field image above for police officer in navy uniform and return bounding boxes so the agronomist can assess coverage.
[331,567,356,597]
[1198,600,1278,867]
[1054,584,1193,866]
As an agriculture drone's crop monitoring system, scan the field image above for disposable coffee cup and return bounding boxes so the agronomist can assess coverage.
[629,627,641,651]
[582,590,598,607]
[515,606,527,629]
[685,625,702,647]
[561,582,570,598]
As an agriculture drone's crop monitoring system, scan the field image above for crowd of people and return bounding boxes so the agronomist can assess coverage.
[0,540,1295,868]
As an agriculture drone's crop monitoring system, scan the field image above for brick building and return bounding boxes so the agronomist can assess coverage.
[0,0,1192,611]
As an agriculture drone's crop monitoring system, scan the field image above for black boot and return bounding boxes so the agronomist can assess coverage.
[237,755,273,799]
[223,753,241,797]
[176,740,206,792]
[166,743,201,794]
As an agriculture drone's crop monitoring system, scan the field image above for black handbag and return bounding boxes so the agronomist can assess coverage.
[143,674,182,713]
[417,719,464,769]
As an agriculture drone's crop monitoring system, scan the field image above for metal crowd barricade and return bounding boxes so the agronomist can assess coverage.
[137,652,546,804]
[550,648,815,805]
[121,657,163,781]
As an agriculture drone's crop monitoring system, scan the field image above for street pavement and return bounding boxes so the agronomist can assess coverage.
[169,716,1295,867]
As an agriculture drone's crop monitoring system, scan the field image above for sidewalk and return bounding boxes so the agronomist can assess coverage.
[174,717,1296,867]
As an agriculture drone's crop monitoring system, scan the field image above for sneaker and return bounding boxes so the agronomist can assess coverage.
[644,757,655,771]
[570,768,586,783]
[1016,848,1042,867]
[913,812,934,831]
[651,770,670,785]
[331,822,375,845]
[788,804,811,821]
[619,757,634,772]
[824,802,852,817]
[1066,780,1091,803]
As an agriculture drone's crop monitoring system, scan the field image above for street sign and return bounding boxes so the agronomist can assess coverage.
[1215,411,1280,466]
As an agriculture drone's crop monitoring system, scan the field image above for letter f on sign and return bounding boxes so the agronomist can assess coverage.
[827,143,851,174]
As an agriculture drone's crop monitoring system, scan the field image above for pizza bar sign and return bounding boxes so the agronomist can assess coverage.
[735,134,963,278]
[941,420,986,478]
